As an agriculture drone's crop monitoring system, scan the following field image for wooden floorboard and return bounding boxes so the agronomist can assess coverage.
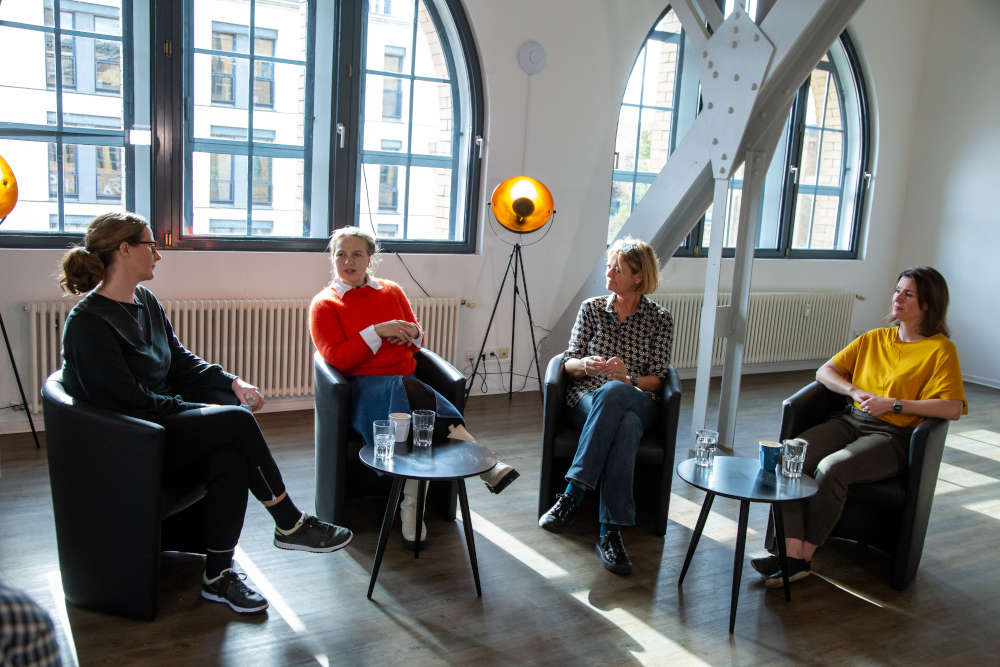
[1,370,998,665]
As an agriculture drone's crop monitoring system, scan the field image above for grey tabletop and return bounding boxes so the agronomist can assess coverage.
[359,440,497,481]
[676,456,819,503]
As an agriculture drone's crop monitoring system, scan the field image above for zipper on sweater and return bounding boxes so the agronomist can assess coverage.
[257,466,278,501]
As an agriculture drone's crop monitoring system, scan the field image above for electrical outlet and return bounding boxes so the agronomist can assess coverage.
[496,347,510,359]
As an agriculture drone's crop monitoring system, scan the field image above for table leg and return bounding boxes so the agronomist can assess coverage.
[368,477,405,600]
[678,491,715,586]
[456,479,482,597]
[773,503,791,602]
[730,499,750,634]
[414,478,427,560]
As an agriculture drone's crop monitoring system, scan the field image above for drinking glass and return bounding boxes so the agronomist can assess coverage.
[781,438,808,478]
[412,409,435,448]
[373,420,395,460]
[695,428,719,467]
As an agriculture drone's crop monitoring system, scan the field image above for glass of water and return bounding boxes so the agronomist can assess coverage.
[695,428,719,467]
[373,420,395,461]
[412,409,435,448]
[781,438,808,478]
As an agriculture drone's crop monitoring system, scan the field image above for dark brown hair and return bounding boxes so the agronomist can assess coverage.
[58,212,149,294]
[890,266,950,337]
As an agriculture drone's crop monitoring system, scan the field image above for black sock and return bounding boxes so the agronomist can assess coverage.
[267,495,303,532]
[205,550,233,580]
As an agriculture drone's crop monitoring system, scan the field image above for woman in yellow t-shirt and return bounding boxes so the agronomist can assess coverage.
[752,266,967,588]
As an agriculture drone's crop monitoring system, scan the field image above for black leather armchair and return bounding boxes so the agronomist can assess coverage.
[538,354,681,536]
[313,349,465,526]
[779,381,950,590]
[41,371,237,620]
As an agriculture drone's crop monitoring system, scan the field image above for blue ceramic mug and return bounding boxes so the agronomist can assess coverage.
[759,440,782,472]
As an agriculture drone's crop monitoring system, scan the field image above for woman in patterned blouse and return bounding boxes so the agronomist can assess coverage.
[539,237,673,575]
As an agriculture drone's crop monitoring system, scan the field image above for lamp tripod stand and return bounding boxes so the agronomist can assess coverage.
[464,176,554,402]
[465,238,543,402]
[0,311,40,449]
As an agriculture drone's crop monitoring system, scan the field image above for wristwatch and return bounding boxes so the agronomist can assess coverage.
[892,398,903,414]
[626,374,635,387]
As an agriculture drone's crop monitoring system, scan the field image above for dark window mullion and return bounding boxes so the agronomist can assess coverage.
[399,0,419,240]
[246,0,257,235]
[777,84,810,256]
[806,70,834,247]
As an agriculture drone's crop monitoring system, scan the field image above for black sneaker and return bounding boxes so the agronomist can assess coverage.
[201,569,268,614]
[764,558,811,588]
[539,493,578,534]
[750,554,781,577]
[596,531,632,576]
[274,514,353,553]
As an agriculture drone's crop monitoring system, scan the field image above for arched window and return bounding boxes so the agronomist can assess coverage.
[357,0,482,251]
[609,5,870,259]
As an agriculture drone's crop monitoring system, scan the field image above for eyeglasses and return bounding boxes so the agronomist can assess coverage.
[132,241,158,251]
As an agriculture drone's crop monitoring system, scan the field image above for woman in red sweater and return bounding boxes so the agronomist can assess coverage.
[310,227,518,548]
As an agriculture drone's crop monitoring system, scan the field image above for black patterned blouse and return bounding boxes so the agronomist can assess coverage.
[563,294,673,407]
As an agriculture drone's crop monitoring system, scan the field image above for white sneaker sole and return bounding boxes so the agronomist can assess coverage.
[273,531,353,553]
[201,589,269,614]
[763,568,811,588]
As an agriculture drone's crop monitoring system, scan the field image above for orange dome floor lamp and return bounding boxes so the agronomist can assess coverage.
[0,153,40,448]
[465,176,555,402]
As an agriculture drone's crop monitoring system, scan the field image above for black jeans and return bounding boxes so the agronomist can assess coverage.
[160,392,287,552]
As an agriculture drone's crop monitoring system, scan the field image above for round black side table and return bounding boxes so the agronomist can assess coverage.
[359,441,497,599]
[676,456,819,633]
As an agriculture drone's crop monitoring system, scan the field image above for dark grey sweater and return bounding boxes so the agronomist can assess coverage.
[61,285,235,420]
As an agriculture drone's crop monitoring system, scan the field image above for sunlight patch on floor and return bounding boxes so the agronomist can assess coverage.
[933,479,964,495]
[668,493,759,543]
[956,429,1000,445]
[46,570,79,667]
[461,510,569,578]
[936,462,997,490]
[946,433,1000,462]
[570,590,710,665]
[962,499,1000,521]
[234,547,329,667]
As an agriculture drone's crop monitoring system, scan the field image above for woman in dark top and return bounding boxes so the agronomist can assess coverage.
[58,212,352,615]
[538,237,673,575]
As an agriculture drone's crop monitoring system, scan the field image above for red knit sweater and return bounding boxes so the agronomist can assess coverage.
[309,279,421,377]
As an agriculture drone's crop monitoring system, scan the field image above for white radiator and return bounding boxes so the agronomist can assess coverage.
[25,296,464,413]
[647,291,855,370]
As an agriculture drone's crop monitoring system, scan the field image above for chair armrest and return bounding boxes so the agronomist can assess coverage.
[779,381,848,440]
[41,373,168,614]
[656,366,682,448]
[892,417,949,589]
[542,353,568,440]
[313,352,352,523]
[414,348,466,413]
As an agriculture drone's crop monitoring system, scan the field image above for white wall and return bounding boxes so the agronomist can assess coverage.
[3,0,978,433]
[895,0,1000,389]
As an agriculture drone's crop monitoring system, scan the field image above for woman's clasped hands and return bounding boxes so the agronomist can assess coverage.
[374,319,419,345]
[583,355,629,382]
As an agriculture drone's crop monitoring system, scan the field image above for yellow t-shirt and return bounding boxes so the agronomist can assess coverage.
[831,327,968,428]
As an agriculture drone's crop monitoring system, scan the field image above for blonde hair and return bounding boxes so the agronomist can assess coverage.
[608,236,660,294]
[328,226,380,277]
[58,211,149,294]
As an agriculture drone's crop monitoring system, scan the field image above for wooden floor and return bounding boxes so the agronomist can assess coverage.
[2,370,998,666]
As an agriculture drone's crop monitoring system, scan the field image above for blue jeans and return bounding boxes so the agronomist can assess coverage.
[349,374,464,448]
[566,381,658,526]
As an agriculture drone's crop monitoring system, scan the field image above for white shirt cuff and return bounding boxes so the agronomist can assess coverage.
[361,325,382,354]
[411,329,424,348]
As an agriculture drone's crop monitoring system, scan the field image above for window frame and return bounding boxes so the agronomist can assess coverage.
[678,32,870,259]
[1,0,482,254]
[0,2,135,248]
[609,5,870,260]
